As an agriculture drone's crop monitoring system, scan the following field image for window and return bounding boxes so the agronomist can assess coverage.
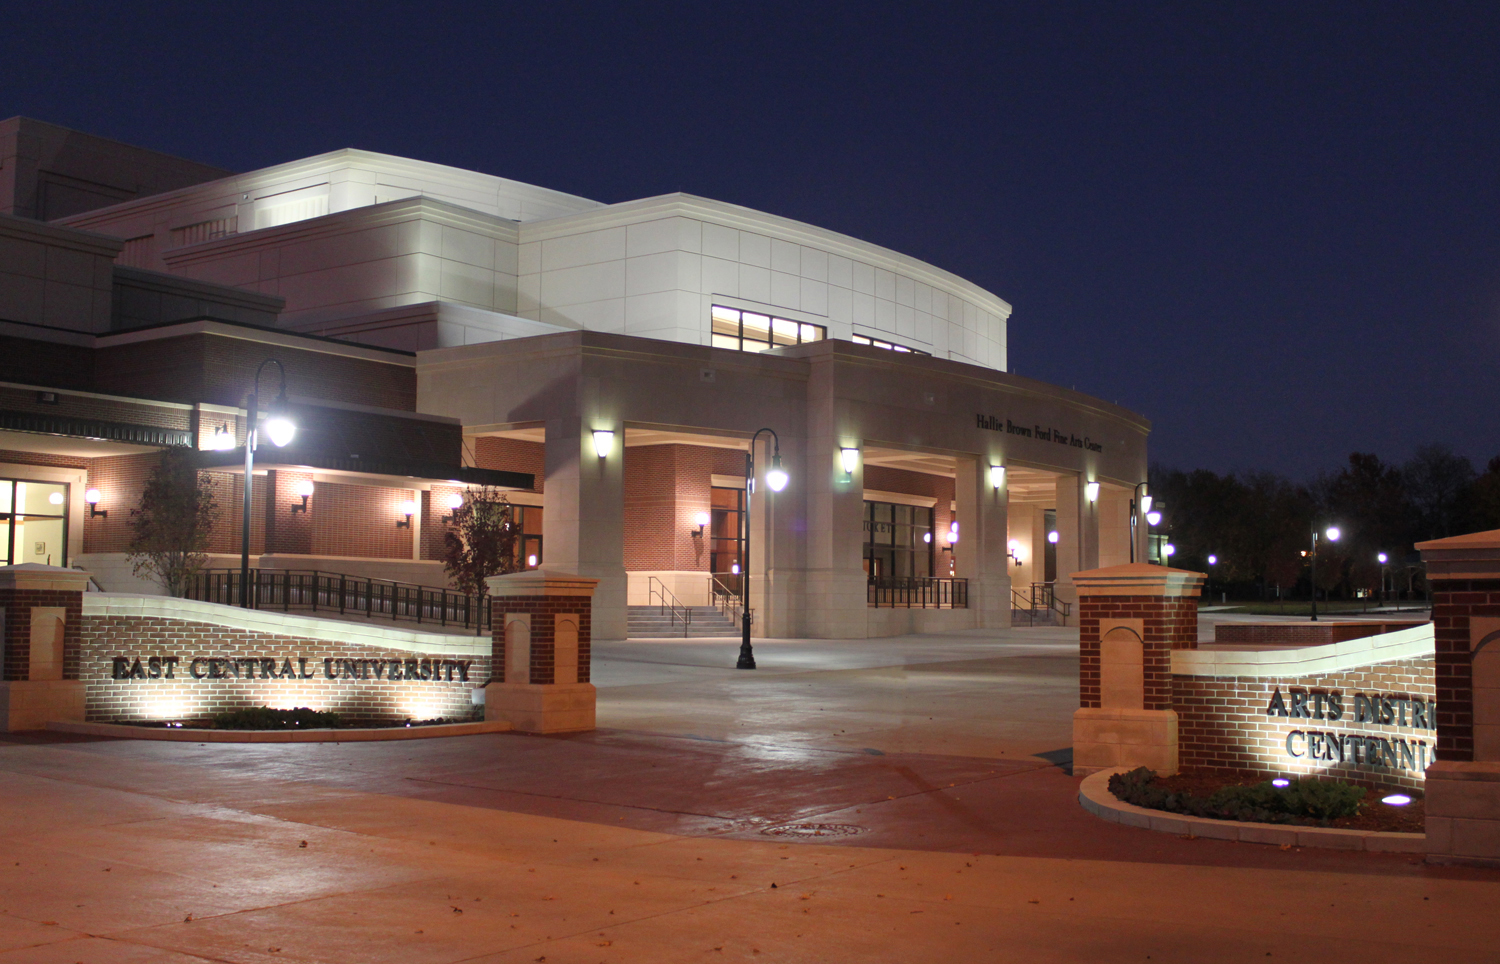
[712,306,826,353]
[0,480,69,567]
[509,504,543,569]
[862,501,933,582]
[852,334,931,356]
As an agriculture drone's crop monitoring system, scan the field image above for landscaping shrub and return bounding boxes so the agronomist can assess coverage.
[1107,767,1366,825]
[211,706,341,730]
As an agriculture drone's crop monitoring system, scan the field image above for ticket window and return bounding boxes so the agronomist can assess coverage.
[0,481,69,567]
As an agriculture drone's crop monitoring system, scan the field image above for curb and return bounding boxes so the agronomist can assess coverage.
[1078,768,1426,854]
[46,719,512,743]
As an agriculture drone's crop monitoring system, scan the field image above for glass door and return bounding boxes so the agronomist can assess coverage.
[1,480,70,566]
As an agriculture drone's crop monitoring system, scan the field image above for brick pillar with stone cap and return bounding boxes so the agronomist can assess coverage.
[1416,529,1500,865]
[0,563,89,731]
[1071,562,1204,777]
[484,568,598,734]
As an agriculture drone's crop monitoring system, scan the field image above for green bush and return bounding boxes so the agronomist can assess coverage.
[1107,767,1366,825]
[211,706,341,730]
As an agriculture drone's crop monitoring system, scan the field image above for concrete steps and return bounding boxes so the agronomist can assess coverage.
[627,605,741,638]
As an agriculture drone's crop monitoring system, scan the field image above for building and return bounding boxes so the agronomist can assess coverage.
[0,116,1149,640]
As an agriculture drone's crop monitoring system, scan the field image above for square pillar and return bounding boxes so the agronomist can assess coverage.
[954,457,1011,627]
[804,357,867,639]
[1070,562,1204,776]
[485,568,598,733]
[1053,475,1100,609]
[1417,529,1500,865]
[0,564,88,731]
[542,418,626,640]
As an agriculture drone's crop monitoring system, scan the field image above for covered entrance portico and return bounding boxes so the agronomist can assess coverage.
[418,331,1149,641]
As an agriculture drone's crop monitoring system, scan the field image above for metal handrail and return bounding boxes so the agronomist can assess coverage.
[709,573,741,621]
[184,568,490,633]
[867,577,968,609]
[647,575,691,637]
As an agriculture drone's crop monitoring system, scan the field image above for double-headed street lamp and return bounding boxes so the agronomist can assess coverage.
[240,359,296,607]
[1309,525,1341,621]
[737,427,788,670]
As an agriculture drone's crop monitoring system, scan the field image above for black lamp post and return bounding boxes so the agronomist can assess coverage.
[1308,524,1340,621]
[737,427,788,670]
[240,359,296,607]
[1129,482,1151,563]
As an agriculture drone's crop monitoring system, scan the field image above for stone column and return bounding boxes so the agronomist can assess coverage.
[1416,529,1500,865]
[953,457,1011,627]
[542,417,626,640]
[1071,562,1204,776]
[804,357,867,639]
[485,568,598,733]
[1052,475,1100,609]
[0,564,89,731]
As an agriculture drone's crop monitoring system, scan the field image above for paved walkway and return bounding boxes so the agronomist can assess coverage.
[1,625,1496,962]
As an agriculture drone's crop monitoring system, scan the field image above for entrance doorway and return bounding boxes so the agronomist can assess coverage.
[0,480,68,566]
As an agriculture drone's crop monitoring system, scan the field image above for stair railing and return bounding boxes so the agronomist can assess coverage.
[647,575,692,637]
[709,572,741,622]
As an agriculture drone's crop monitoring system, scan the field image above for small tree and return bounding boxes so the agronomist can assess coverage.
[442,487,522,599]
[127,446,220,597]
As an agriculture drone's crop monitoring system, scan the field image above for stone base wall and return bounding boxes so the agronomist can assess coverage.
[1173,656,1435,790]
[79,613,489,723]
[1213,621,1427,647]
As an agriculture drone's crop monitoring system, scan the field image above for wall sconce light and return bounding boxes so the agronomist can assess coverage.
[1047,530,1060,544]
[208,425,236,451]
[692,511,710,536]
[948,521,959,544]
[592,430,615,459]
[442,492,464,524]
[290,479,314,514]
[840,447,859,476]
[396,499,418,528]
[1085,481,1100,503]
[1008,538,1023,566]
[990,464,1005,488]
[924,532,932,544]
[85,488,106,518]
[731,562,741,575]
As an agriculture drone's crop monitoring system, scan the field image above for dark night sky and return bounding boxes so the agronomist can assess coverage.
[5,2,1498,479]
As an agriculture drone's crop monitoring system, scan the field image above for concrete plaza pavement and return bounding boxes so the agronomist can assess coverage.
[0,624,1496,962]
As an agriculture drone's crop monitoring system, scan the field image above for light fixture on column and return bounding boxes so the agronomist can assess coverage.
[1047,530,1059,544]
[441,492,464,524]
[397,499,418,528]
[290,479,314,514]
[947,520,959,544]
[692,511,710,536]
[85,488,106,518]
[1085,481,1100,502]
[990,464,1005,488]
[209,425,236,451]
[592,430,614,459]
[840,447,859,476]
[1008,538,1023,566]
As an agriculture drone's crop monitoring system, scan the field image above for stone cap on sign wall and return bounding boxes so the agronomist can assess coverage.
[1070,562,1206,598]
[486,569,599,599]
[0,564,92,593]
[1174,621,1434,677]
[1417,528,1500,580]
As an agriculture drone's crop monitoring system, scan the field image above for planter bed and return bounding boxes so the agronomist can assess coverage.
[1142,767,1424,834]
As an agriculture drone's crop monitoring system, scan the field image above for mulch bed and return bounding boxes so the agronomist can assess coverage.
[1149,767,1424,834]
[116,718,471,731]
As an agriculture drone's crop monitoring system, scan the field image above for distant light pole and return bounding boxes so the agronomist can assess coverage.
[737,428,788,670]
[1129,483,1151,563]
[1309,525,1340,621]
[240,360,296,607]
[1377,552,1389,603]
[1144,509,1162,563]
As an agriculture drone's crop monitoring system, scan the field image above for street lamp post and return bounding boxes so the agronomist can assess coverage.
[737,428,788,670]
[1129,483,1151,563]
[1144,508,1162,563]
[240,359,296,607]
[1377,552,1389,603]
[1309,525,1340,621]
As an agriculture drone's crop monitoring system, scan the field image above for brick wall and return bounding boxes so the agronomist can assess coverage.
[0,589,83,680]
[79,613,487,722]
[0,449,88,470]
[307,481,416,560]
[622,444,744,572]
[1079,595,1198,709]
[474,437,544,492]
[0,386,191,432]
[492,596,593,685]
[0,335,95,392]
[1429,578,1500,760]
[1173,657,1436,790]
[263,470,314,555]
[1214,621,1428,646]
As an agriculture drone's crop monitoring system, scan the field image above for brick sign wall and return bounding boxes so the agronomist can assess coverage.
[78,604,488,723]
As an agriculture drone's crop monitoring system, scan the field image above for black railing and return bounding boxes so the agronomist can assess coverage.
[185,569,490,633]
[1011,582,1071,626]
[867,577,968,609]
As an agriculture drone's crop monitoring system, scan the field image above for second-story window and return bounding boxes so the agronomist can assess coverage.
[712,306,826,353]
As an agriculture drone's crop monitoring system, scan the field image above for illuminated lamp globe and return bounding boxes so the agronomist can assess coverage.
[263,415,296,448]
[447,493,464,510]
[527,554,538,567]
[1047,530,1059,544]
[694,511,711,527]
[1163,543,1176,557]
[1377,552,1388,564]
[1145,510,1162,526]
[1207,554,1217,565]
[399,500,419,517]
[295,480,315,498]
[1325,526,1341,542]
[765,455,789,492]
[85,488,101,505]
[1008,539,1020,552]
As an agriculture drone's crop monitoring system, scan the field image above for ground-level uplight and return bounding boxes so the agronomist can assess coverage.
[1382,794,1412,806]
[1272,778,1290,787]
